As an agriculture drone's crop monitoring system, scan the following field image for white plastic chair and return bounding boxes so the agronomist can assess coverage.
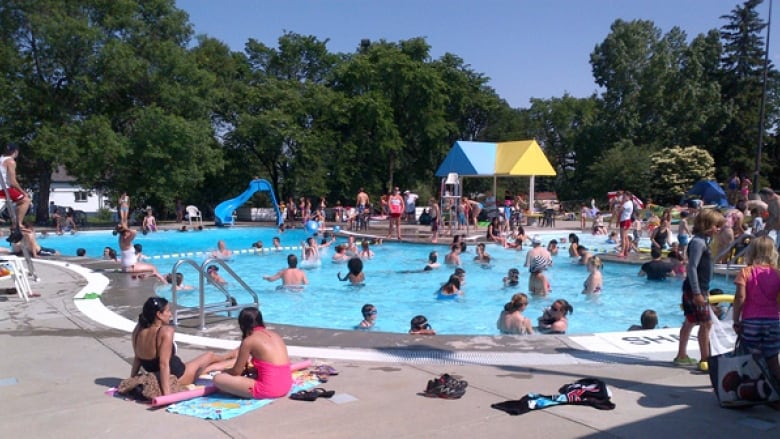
[0,256,33,301]
[186,205,203,227]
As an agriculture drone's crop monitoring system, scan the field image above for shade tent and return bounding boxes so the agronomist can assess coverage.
[435,140,556,210]
[687,180,728,207]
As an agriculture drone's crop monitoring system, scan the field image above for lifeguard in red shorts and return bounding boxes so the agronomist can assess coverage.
[0,143,31,242]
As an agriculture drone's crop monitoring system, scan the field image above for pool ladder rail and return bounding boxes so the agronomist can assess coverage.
[713,232,753,281]
[169,258,260,330]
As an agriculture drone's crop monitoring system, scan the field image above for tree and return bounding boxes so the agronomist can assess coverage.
[647,146,716,204]
[716,0,776,181]
[584,141,652,201]
[0,0,223,222]
[526,94,598,201]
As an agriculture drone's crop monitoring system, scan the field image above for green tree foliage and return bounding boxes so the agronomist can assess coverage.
[0,0,223,222]
[717,0,777,183]
[3,0,779,219]
[526,94,598,201]
[584,141,651,201]
[647,146,716,204]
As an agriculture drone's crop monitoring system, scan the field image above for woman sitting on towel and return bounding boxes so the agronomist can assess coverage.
[131,297,234,395]
[213,307,293,399]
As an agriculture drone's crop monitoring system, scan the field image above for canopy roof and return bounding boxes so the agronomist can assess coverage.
[435,140,556,177]
[687,180,728,207]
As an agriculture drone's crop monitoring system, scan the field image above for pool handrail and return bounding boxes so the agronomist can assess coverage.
[715,232,753,281]
[169,258,260,330]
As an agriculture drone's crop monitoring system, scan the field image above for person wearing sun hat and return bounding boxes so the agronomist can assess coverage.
[528,255,552,296]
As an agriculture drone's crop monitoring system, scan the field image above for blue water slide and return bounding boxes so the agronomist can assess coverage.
[214,179,283,227]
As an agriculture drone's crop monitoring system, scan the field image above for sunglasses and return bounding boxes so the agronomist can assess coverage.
[364,310,377,316]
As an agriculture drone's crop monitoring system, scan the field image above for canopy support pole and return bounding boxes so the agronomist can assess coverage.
[529,175,536,213]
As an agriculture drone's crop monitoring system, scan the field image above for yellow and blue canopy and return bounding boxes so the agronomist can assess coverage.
[435,140,556,177]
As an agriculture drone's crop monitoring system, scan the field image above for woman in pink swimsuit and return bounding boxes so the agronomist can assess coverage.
[213,307,293,399]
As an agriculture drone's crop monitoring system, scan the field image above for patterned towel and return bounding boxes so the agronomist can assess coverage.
[166,371,320,420]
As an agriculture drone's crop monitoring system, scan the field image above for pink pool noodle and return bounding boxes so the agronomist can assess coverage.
[150,359,312,407]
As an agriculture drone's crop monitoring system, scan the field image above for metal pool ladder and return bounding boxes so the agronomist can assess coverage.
[169,258,259,330]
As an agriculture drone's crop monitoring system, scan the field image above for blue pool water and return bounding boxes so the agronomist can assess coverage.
[38,227,733,335]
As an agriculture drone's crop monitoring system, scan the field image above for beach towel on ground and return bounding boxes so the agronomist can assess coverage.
[166,371,320,420]
[491,378,615,415]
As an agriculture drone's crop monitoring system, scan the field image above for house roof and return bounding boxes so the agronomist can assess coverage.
[51,165,76,182]
[535,192,558,200]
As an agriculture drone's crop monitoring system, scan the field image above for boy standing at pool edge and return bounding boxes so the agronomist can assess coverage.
[673,208,724,372]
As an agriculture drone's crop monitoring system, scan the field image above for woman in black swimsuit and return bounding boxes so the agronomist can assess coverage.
[651,219,672,250]
[130,297,234,395]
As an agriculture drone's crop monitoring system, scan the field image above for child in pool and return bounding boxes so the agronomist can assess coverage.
[503,268,520,287]
[409,315,436,335]
[356,304,377,329]
[337,257,365,285]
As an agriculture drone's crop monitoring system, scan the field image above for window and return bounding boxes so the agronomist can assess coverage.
[74,191,88,203]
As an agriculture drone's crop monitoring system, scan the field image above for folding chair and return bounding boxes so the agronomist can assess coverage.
[0,256,33,301]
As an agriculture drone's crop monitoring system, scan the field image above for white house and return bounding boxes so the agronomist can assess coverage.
[48,166,109,216]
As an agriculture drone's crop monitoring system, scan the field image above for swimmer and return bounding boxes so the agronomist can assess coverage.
[438,274,462,298]
[337,257,365,285]
[503,268,520,287]
[444,243,462,266]
[582,256,603,294]
[474,243,491,264]
[211,240,233,259]
[164,272,194,291]
[409,315,436,335]
[263,254,309,287]
[359,240,375,259]
[453,267,466,286]
[546,239,559,256]
[423,251,441,271]
[133,243,145,262]
[497,293,534,335]
[356,304,377,329]
[206,265,227,285]
[272,236,282,250]
[528,255,552,296]
[345,235,358,255]
[302,237,319,262]
[332,244,351,263]
[538,299,573,334]
[103,246,118,262]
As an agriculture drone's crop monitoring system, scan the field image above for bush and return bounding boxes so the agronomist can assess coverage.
[94,208,114,222]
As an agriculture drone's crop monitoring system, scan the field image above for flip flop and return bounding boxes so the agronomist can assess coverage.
[289,390,318,401]
[311,388,335,398]
[314,365,339,376]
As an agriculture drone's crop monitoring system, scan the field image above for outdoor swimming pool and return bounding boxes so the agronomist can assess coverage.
[42,226,734,335]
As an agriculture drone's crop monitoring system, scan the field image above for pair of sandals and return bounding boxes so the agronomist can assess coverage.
[313,364,338,383]
[289,387,335,401]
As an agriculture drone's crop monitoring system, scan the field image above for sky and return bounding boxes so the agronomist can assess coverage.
[176,0,779,109]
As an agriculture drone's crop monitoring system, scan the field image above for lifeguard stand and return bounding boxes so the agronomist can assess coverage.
[440,173,461,228]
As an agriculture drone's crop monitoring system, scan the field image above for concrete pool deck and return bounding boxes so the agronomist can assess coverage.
[1,220,779,437]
